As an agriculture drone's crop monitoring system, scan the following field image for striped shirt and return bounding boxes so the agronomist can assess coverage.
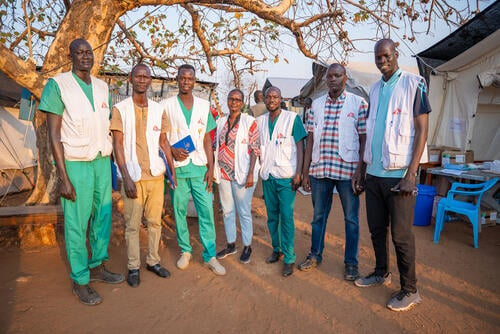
[218,118,260,181]
[306,92,368,180]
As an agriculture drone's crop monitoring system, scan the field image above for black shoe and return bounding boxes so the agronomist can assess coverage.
[90,264,125,284]
[146,264,171,278]
[127,269,140,287]
[240,246,252,264]
[266,251,284,264]
[72,283,102,305]
[282,263,294,277]
[297,255,321,271]
[344,264,359,281]
[216,243,237,259]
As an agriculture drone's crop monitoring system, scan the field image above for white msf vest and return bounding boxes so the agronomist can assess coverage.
[310,92,365,164]
[113,97,166,182]
[364,71,428,169]
[257,110,297,180]
[53,72,112,161]
[214,113,261,185]
[161,96,210,168]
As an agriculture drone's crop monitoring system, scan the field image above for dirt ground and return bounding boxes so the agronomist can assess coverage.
[1,185,499,334]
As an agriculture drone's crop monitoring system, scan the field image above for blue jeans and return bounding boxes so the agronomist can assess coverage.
[218,179,257,246]
[309,176,360,265]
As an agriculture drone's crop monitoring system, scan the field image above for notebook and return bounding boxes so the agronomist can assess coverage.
[159,149,176,189]
[172,135,195,153]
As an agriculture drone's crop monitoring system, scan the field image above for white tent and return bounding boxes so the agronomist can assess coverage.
[425,31,500,160]
[417,2,500,161]
[0,106,37,196]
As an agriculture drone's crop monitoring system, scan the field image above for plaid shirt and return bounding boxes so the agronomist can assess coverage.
[306,92,368,180]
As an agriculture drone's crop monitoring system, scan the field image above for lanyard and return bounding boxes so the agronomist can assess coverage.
[224,113,241,146]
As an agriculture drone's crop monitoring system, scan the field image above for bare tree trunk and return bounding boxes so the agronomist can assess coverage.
[25,111,59,204]
[24,0,129,204]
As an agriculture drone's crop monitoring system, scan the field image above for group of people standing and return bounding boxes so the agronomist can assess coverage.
[38,37,429,313]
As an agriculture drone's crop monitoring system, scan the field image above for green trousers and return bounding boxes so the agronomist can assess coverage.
[61,154,112,285]
[262,177,297,264]
[170,176,216,262]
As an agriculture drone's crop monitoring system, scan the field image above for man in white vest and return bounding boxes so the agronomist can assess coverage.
[161,64,226,276]
[111,64,176,287]
[39,38,124,306]
[354,39,430,312]
[258,86,307,277]
[298,64,368,281]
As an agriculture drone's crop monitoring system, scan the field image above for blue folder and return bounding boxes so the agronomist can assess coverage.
[159,149,176,189]
[172,135,195,153]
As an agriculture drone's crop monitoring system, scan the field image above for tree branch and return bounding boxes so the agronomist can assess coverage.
[181,3,216,73]
[342,0,397,28]
[9,27,56,51]
[0,44,46,99]
[21,0,34,61]
[117,19,194,69]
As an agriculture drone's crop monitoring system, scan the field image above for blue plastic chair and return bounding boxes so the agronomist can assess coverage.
[434,177,498,248]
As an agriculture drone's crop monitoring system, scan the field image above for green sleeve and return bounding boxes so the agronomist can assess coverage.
[38,79,65,116]
[292,115,307,143]
[206,110,216,133]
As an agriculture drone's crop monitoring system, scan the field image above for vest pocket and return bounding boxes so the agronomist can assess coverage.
[61,136,91,159]
[276,138,293,166]
[398,113,413,137]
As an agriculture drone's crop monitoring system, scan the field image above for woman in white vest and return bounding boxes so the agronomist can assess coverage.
[214,89,261,264]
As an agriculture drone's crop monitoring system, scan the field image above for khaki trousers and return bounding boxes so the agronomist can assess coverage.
[122,177,164,270]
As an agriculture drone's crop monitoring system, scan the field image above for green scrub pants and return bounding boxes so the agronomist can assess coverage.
[61,154,112,285]
[262,177,297,264]
[170,176,216,262]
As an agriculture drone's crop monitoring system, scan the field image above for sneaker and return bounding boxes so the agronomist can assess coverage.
[265,251,284,264]
[216,243,237,259]
[386,290,422,312]
[72,283,102,306]
[89,264,125,284]
[344,264,359,281]
[206,257,226,276]
[240,246,252,264]
[297,255,320,271]
[354,272,391,287]
[176,252,192,270]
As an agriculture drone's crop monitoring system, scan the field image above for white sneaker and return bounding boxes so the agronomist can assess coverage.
[206,257,226,276]
[176,252,192,270]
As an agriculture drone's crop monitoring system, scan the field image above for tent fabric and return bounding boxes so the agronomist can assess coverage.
[423,29,500,161]
[417,1,500,62]
[417,1,500,88]
[0,106,37,196]
[0,107,37,170]
[0,167,36,196]
[0,71,23,107]
[263,77,310,100]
